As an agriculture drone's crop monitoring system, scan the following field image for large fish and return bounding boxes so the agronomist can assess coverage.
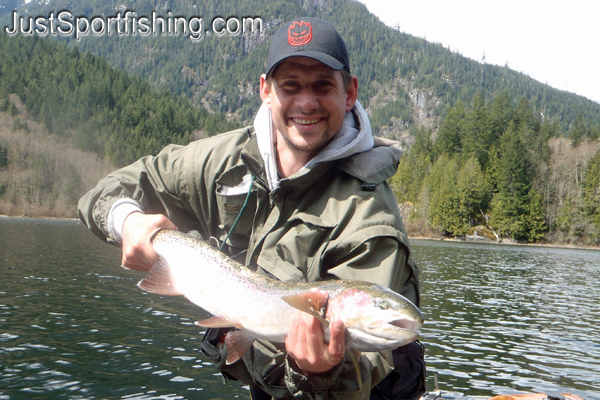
[138,229,424,364]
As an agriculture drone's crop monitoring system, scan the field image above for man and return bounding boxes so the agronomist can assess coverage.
[78,17,425,399]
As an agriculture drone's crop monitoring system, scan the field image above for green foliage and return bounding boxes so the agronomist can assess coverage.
[569,114,588,147]
[426,155,462,235]
[461,92,492,169]
[391,151,431,204]
[425,155,490,237]
[0,32,236,166]
[456,157,491,229]
[0,144,8,169]
[394,92,550,241]
[0,97,9,112]
[8,101,18,116]
[583,149,600,232]
[433,100,465,157]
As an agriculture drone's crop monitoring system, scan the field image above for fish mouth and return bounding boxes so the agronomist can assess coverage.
[388,318,420,333]
[368,317,422,333]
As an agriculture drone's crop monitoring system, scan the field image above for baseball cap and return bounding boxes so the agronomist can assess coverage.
[266,17,350,77]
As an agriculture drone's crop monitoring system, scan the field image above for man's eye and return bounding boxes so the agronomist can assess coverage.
[316,80,334,89]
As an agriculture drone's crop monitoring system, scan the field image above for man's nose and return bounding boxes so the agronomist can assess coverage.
[296,88,319,112]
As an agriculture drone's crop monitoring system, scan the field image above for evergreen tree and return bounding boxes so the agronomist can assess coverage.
[426,155,461,235]
[569,114,588,147]
[583,149,600,232]
[461,92,491,169]
[433,100,465,157]
[456,157,491,230]
[488,91,514,140]
[526,189,547,242]
[0,144,8,169]
[490,122,540,241]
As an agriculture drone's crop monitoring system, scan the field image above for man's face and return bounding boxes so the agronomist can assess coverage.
[260,57,358,158]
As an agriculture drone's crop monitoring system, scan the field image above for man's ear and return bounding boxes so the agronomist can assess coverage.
[345,75,359,112]
[259,74,272,107]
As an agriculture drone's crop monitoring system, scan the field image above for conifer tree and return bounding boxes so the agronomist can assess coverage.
[569,114,588,147]
[461,92,491,169]
[433,100,465,157]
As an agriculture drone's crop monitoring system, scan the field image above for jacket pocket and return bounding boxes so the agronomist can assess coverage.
[216,190,255,249]
[216,168,256,250]
[262,211,337,281]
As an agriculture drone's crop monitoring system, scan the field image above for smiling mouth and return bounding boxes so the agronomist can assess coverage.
[292,117,322,125]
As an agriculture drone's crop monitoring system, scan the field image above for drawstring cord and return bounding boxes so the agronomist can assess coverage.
[219,175,255,251]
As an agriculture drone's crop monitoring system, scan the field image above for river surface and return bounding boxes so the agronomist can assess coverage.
[1,217,598,399]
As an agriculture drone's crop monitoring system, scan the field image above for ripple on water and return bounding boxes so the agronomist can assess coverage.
[2,220,599,399]
[414,239,600,399]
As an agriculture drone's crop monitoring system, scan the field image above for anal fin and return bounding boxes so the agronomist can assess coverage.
[195,316,242,329]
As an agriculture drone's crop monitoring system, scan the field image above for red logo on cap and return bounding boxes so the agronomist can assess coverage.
[288,21,312,46]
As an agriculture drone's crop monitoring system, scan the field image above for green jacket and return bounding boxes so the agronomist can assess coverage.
[78,126,420,399]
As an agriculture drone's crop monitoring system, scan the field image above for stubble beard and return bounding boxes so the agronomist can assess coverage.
[279,126,335,156]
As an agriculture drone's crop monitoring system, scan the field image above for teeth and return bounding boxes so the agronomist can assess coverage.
[293,118,320,125]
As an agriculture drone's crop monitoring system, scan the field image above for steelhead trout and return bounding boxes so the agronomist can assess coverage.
[138,229,424,364]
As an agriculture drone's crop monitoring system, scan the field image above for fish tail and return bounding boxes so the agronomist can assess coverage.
[137,260,182,296]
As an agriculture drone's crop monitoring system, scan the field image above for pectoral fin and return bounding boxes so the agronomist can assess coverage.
[137,261,181,296]
[282,291,329,324]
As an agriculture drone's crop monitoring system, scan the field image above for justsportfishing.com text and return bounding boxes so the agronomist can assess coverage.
[4,10,264,41]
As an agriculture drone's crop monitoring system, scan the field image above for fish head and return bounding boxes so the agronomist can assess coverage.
[326,284,424,348]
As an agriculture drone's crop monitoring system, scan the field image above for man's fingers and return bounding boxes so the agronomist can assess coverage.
[305,312,325,348]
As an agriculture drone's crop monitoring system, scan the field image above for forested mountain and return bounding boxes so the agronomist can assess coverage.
[3,0,600,244]
[391,92,600,245]
[3,0,600,140]
[0,32,235,167]
[0,32,234,216]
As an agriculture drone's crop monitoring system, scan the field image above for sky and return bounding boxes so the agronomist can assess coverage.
[358,0,600,104]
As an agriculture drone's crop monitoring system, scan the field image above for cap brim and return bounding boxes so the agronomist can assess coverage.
[267,51,346,77]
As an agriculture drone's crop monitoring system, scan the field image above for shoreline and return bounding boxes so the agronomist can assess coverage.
[4,214,600,252]
[0,214,80,221]
[409,235,600,252]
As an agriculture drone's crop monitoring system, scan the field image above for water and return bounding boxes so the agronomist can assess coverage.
[415,239,600,399]
[0,218,598,399]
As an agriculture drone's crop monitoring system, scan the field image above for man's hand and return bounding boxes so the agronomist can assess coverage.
[285,291,346,376]
[121,212,178,272]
